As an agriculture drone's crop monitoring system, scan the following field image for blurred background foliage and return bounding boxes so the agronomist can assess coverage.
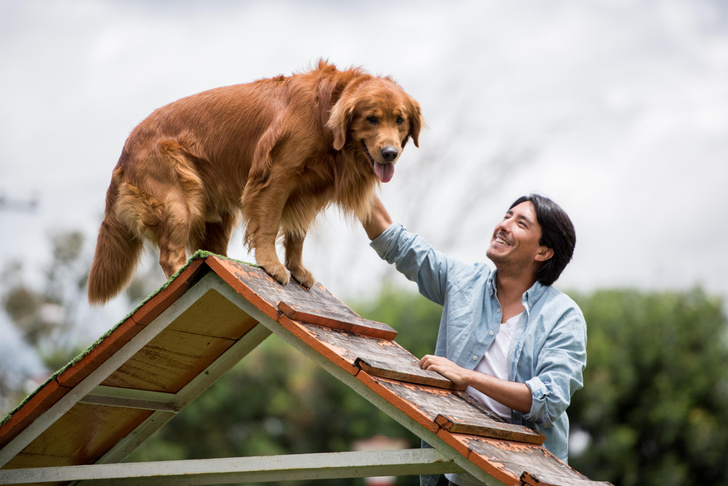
[2,231,728,485]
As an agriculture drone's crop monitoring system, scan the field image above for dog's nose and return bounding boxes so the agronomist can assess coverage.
[381,146,399,162]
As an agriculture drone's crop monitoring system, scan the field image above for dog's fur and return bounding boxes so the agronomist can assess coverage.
[87,61,422,304]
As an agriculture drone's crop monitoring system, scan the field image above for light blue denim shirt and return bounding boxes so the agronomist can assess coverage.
[371,222,587,464]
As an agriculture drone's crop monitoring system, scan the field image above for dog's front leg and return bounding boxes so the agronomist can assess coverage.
[284,230,315,288]
[243,182,292,286]
[251,220,290,286]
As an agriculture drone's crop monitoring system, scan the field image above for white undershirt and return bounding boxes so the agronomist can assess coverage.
[446,312,523,486]
[466,311,523,421]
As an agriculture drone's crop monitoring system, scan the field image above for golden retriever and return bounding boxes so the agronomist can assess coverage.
[87,61,422,304]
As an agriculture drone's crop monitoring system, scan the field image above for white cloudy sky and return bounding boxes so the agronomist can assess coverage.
[1,0,728,363]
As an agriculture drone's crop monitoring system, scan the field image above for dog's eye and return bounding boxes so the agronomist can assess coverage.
[396,116,405,125]
[367,116,378,125]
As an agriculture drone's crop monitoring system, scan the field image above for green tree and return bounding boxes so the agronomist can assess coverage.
[1,230,89,370]
[569,288,728,486]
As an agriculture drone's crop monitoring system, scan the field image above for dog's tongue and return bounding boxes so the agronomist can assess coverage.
[374,162,395,183]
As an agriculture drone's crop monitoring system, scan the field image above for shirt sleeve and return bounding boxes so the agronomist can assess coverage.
[370,222,454,305]
[523,307,587,428]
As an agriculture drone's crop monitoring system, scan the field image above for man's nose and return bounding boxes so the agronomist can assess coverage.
[494,219,510,233]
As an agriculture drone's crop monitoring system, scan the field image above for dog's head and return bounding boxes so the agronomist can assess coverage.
[327,77,422,183]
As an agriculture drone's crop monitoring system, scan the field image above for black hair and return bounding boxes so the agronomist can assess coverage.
[510,194,576,286]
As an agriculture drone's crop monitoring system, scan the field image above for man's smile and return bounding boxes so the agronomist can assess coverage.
[494,233,513,246]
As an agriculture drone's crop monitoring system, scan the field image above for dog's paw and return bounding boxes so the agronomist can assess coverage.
[261,262,291,286]
[290,265,315,289]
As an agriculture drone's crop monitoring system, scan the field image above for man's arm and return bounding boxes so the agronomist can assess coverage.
[361,194,393,240]
[419,354,532,414]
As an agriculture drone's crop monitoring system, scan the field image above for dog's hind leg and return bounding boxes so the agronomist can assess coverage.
[156,195,194,278]
[197,212,237,256]
[151,143,207,278]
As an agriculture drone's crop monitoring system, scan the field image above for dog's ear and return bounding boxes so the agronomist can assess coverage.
[327,93,356,151]
[402,97,423,149]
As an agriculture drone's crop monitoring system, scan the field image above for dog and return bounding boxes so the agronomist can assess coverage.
[87,61,422,304]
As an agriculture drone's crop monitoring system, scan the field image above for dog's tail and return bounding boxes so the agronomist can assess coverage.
[87,176,143,305]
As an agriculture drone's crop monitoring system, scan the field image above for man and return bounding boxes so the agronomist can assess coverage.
[361,193,586,486]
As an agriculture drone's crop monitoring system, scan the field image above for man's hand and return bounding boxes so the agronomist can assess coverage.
[419,354,472,386]
[419,354,533,414]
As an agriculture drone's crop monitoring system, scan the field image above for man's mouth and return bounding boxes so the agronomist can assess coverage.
[494,234,513,246]
[362,141,394,183]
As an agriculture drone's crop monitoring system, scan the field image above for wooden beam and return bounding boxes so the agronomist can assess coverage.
[0,449,464,485]
[80,387,179,412]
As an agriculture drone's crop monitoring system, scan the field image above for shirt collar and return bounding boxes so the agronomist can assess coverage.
[524,280,548,309]
[487,270,549,308]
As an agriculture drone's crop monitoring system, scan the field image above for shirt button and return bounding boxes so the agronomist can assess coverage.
[489,330,494,336]
[497,308,501,313]
[472,355,478,361]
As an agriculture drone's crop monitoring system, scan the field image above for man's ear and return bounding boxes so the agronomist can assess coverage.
[535,247,554,262]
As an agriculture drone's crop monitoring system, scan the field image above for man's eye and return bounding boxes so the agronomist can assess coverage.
[367,116,378,124]
[396,116,405,125]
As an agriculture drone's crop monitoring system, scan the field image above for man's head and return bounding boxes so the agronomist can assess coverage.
[486,194,576,286]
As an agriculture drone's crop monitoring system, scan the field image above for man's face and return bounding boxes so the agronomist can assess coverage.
[486,201,553,272]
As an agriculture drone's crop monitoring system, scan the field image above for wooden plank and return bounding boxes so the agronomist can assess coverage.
[165,288,258,339]
[356,357,465,391]
[2,403,153,470]
[57,318,143,388]
[370,377,543,444]
[205,256,392,339]
[356,374,442,435]
[0,449,464,485]
[275,315,361,376]
[0,379,70,449]
[278,301,396,340]
[80,387,179,412]
[100,330,235,393]
[456,435,612,486]
[435,414,545,445]
[520,470,614,486]
[204,257,292,321]
[288,321,457,388]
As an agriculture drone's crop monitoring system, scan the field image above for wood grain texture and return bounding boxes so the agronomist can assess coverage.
[278,301,397,340]
[459,436,613,486]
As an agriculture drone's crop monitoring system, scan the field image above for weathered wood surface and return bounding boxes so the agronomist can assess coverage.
[4,402,153,471]
[435,392,545,445]
[292,322,462,389]
[356,357,465,391]
[458,436,614,486]
[372,377,545,444]
[208,257,388,336]
[278,301,397,340]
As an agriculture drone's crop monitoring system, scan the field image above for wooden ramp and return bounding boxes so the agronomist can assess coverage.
[0,252,611,486]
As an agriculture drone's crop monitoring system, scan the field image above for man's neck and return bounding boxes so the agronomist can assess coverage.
[495,272,536,322]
